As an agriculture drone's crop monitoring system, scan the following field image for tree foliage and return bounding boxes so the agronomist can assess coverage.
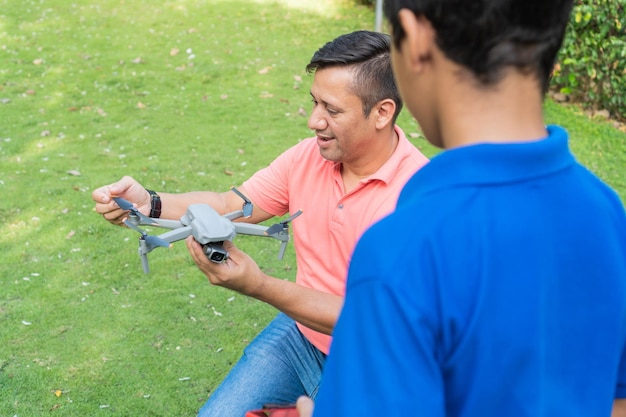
[552,0,626,121]
[359,0,626,121]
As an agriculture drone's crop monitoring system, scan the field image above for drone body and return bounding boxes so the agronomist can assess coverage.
[113,190,301,273]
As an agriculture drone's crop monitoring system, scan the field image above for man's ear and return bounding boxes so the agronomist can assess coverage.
[374,98,396,130]
[397,9,435,73]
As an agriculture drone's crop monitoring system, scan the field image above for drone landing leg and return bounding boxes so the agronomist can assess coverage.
[141,256,150,274]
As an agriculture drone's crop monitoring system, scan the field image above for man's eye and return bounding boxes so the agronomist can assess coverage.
[327,108,338,116]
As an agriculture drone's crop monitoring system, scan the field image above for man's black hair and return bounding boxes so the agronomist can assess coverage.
[307,30,403,123]
[384,0,574,93]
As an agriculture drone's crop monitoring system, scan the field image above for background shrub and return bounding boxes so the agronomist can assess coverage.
[552,0,626,121]
[359,0,626,121]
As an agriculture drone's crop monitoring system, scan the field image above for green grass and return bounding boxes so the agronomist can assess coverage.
[1,0,625,415]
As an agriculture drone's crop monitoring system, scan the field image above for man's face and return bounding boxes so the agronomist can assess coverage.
[307,67,378,165]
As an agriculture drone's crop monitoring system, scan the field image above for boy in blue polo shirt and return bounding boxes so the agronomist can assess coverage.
[305,0,626,416]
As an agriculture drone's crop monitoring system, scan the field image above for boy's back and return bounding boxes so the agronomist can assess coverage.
[308,1,626,415]
[315,125,626,415]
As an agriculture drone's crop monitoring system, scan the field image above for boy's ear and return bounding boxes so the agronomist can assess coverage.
[397,9,435,73]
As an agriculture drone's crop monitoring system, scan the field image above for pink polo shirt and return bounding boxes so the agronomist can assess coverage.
[243,126,428,354]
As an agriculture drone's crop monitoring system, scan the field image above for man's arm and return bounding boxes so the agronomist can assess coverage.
[156,184,273,224]
[186,238,343,335]
[96,176,343,334]
[92,176,273,225]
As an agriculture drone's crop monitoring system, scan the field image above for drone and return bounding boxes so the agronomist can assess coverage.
[113,188,302,273]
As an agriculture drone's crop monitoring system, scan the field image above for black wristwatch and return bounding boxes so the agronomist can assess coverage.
[146,189,161,218]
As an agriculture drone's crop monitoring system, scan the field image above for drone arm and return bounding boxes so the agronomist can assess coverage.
[232,223,271,237]
[223,210,244,221]
[125,213,183,229]
[146,218,184,229]
[156,225,194,244]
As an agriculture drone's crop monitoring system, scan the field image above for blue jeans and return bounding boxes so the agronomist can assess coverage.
[197,313,327,417]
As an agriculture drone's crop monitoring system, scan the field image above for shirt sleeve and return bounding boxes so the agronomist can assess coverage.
[242,145,296,217]
[312,229,445,417]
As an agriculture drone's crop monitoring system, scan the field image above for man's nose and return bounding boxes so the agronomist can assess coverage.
[307,106,328,131]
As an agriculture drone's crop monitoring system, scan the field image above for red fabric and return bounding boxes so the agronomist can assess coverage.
[245,406,299,417]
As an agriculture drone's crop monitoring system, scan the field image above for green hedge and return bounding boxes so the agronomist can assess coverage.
[359,0,626,121]
[553,0,626,121]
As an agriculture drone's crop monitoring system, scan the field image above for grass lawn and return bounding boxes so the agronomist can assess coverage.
[1,0,625,415]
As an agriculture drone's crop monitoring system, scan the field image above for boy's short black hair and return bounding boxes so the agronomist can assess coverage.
[384,0,574,93]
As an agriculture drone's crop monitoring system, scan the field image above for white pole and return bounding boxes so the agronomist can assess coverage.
[375,0,383,32]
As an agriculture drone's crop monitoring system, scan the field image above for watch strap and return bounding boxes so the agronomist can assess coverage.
[146,189,161,218]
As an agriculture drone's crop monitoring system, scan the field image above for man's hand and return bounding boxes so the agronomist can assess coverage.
[185,237,265,296]
[92,176,151,226]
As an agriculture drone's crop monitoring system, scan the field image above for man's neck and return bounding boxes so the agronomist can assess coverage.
[342,128,399,193]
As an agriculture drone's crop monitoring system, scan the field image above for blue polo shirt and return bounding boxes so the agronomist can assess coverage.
[314,126,626,417]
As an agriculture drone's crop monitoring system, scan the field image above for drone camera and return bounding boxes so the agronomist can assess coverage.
[202,242,229,263]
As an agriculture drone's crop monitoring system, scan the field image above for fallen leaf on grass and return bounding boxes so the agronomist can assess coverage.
[170,47,180,56]
[223,169,233,176]
[67,170,81,176]
[137,101,146,109]
[258,66,272,74]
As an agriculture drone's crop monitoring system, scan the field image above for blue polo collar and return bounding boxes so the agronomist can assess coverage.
[399,125,575,204]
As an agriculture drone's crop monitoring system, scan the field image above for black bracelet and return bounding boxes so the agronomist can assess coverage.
[146,189,162,218]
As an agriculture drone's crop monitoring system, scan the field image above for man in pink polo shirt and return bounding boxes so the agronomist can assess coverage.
[92,30,428,416]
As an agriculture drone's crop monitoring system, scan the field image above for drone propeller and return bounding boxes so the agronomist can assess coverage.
[144,234,172,249]
[231,187,253,218]
[123,219,171,249]
[265,210,303,236]
[113,196,157,225]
